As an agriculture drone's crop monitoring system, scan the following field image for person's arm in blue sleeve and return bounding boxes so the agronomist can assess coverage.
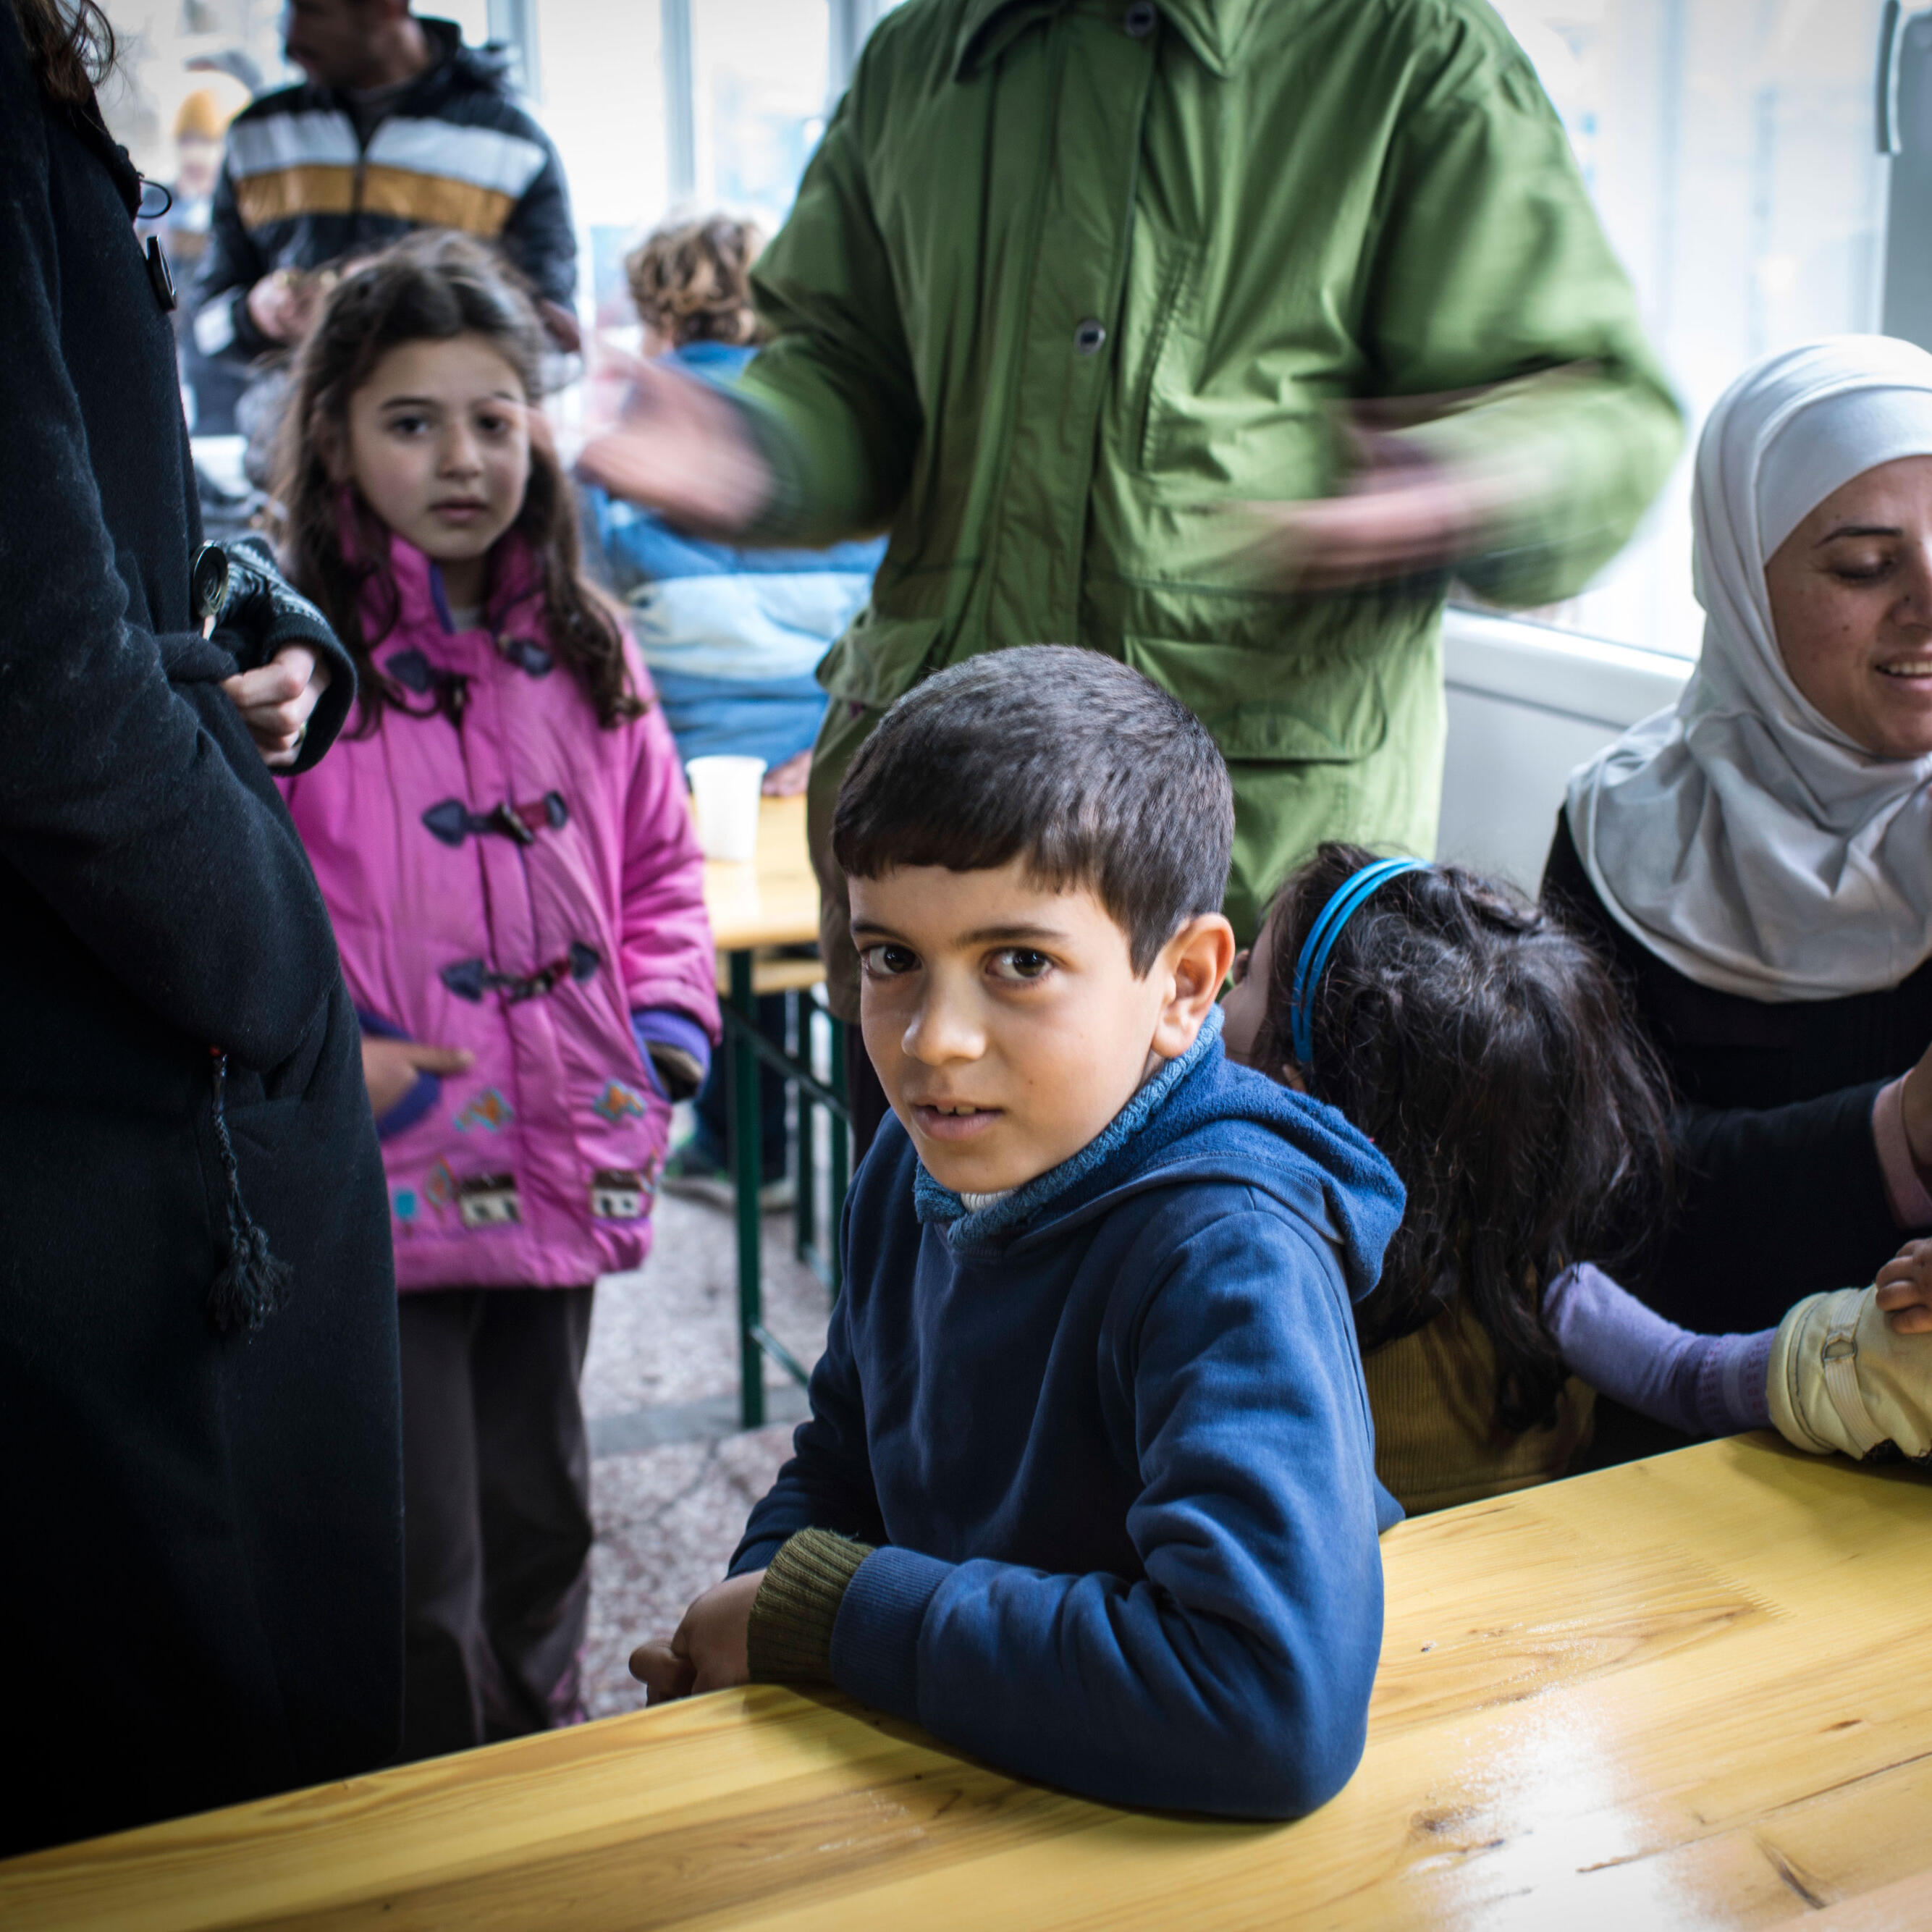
[760,1199,1389,1818]
[849,1206,1385,1816]
[0,67,341,1071]
[630,1009,711,1102]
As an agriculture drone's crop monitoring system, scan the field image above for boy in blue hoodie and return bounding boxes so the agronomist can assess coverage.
[630,646,1405,1819]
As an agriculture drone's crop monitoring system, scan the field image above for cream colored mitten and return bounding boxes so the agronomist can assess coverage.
[1767,1286,1932,1464]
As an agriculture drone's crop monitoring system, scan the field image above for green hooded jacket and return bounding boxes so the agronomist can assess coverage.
[734,0,1682,1000]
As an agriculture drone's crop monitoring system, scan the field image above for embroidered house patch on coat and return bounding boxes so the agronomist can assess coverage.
[589,1168,652,1220]
[455,1173,521,1229]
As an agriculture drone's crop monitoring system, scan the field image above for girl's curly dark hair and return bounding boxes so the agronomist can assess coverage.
[625,215,766,348]
[1253,843,1674,1434]
[272,231,638,734]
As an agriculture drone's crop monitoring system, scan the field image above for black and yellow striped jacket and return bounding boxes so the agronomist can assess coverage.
[190,18,574,366]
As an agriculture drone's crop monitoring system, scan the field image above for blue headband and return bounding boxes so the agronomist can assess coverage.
[1286,857,1427,1066]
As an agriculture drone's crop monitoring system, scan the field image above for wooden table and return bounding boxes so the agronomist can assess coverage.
[699,794,848,1427]
[9,1435,1928,1929]
[701,793,824,961]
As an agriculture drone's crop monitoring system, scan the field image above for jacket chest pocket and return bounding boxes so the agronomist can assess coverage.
[1134,242,1202,476]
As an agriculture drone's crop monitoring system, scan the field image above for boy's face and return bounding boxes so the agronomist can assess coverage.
[851,861,1231,1196]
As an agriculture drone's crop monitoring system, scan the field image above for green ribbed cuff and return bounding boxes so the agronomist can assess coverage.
[746,1528,874,1682]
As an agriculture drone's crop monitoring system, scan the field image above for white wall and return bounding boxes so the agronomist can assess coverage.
[1436,607,1690,891]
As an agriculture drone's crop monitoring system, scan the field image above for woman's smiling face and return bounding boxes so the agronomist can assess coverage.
[1765,453,1932,760]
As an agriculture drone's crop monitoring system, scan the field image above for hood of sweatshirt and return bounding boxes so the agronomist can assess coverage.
[916,1013,1405,1309]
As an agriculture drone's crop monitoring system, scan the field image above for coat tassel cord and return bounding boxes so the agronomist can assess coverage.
[206,1050,294,1333]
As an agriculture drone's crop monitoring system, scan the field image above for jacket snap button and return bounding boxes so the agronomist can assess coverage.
[1123,1,1157,36]
[1074,318,1108,355]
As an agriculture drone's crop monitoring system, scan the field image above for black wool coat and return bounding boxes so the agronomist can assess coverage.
[0,16,402,1855]
[1542,810,1932,1334]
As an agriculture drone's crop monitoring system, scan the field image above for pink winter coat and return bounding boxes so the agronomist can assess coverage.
[282,532,719,1290]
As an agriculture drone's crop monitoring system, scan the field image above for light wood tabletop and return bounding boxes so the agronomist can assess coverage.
[7,1433,1926,1931]
[701,793,821,957]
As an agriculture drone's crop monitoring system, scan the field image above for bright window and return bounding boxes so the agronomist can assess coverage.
[1489,0,1892,657]
[689,0,832,235]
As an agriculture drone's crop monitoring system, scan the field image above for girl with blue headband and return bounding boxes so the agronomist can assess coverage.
[1222,845,1932,1512]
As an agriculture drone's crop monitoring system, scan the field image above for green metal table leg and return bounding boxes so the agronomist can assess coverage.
[792,989,816,1265]
[729,948,763,1429]
[827,1014,849,1302]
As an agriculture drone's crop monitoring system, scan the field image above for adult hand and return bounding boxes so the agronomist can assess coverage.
[219,645,331,767]
[245,268,323,345]
[628,1569,765,1704]
[575,356,772,537]
[1875,1239,1932,1336]
[1237,435,1526,591]
[360,1038,474,1115]
[762,749,812,797]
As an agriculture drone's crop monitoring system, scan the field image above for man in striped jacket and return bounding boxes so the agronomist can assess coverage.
[190,2,576,378]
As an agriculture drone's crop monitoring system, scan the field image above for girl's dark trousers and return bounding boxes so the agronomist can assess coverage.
[397,1284,596,1760]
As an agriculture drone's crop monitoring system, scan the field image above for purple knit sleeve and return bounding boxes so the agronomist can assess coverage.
[632,1008,713,1100]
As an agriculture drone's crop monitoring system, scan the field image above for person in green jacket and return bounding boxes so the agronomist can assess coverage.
[580,0,1681,1050]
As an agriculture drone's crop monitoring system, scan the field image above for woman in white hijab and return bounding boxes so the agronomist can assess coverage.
[1546,335,1932,1337]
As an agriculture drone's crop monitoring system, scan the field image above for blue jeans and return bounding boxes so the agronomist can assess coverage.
[650,668,828,772]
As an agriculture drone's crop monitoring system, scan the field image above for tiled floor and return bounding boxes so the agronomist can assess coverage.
[577,1183,831,1719]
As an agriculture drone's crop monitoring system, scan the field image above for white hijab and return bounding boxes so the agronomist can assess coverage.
[1565,336,1932,1001]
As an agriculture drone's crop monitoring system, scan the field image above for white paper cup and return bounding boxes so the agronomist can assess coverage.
[688,754,766,862]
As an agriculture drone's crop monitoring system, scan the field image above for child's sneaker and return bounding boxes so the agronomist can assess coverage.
[659,1140,795,1213]
[1767,1286,1932,1464]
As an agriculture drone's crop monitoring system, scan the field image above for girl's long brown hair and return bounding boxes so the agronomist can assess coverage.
[12,0,116,104]
[273,231,639,733]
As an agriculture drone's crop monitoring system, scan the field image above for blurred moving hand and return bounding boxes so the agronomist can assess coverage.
[1240,425,1532,591]
[575,350,772,537]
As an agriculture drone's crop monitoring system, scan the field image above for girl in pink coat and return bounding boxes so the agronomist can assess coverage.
[275,235,719,1759]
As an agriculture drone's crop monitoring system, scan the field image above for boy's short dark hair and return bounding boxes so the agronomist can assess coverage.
[832,646,1233,974]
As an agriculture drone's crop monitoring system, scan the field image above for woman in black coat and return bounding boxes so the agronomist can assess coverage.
[1,0,401,1854]
[1544,337,1932,1346]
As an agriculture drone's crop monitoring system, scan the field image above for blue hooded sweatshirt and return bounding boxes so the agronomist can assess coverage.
[731,1015,1405,1819]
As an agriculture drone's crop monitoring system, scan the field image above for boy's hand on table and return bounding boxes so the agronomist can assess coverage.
[1875,1239,1932,1335]
[629,1570,765,1704]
